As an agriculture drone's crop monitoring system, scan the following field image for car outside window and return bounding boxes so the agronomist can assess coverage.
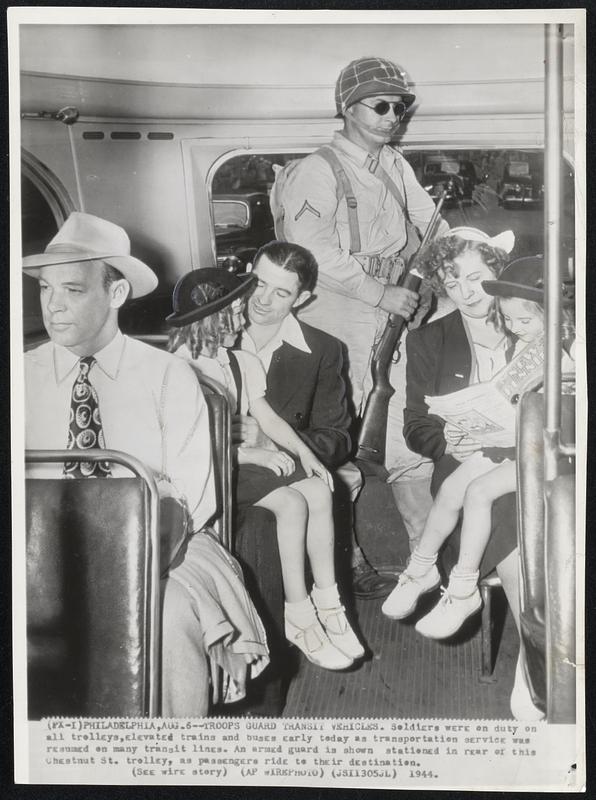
[507,162,531,177]
[213,199,250,230]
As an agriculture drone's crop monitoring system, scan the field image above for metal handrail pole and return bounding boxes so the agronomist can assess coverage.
[543,22,569,724]
[543,23,564,481]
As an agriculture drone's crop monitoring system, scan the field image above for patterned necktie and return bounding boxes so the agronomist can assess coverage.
[64,356,111,478]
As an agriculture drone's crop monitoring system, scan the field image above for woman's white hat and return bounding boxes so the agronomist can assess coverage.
[446,226,515,254]
[22,212,158,299]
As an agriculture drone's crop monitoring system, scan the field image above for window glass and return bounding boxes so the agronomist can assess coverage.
[22,173,59,340]
[210,149,575,277]
[211,153,304,269]
[212,153,304,195]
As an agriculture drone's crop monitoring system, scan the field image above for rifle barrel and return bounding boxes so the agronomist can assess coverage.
[356,188,447,464]
[411,189,447,265]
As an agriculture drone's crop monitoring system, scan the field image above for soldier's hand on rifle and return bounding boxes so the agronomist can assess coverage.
[378,285,419,319]
[297,446,334,492]
[408,283,434,331]
[232,414,278,449]
[443,423,482,461]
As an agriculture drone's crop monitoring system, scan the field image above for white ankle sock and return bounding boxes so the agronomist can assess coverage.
[285,597,316,627]
[311,583,341,609]
[408,548,438,578]
[448,566,479,597]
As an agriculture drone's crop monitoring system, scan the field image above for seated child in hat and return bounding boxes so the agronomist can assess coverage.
[167,268,365,671]
[383,255,574,640]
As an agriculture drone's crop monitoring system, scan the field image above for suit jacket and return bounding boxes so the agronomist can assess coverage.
[264,320,352,469]
[404,310,473,463]
[233,320,351,709]
[404,310,515,463]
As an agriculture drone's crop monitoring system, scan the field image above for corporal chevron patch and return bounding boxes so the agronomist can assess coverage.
[295,200,321,221]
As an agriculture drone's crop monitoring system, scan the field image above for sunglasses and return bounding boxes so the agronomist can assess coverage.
[358,100,408,118]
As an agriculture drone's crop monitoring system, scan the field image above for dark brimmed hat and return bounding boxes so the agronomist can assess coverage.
[22,212,158,299]
[482,256,574,307]
[166,268,257,327]
[335,57,416,118]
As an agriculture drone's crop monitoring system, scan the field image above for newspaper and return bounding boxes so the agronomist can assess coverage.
[9,6,586,794]
[426,337,544,448]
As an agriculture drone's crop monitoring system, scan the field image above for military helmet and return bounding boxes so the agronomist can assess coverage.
[334,56,416,118]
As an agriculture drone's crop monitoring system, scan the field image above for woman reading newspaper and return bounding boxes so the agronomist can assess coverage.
[384,252,574,638]
[383,229,552,720]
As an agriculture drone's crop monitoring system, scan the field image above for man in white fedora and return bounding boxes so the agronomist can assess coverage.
[23,212,269,716]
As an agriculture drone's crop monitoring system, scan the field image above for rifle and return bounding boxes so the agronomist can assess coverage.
[356,189,447,465]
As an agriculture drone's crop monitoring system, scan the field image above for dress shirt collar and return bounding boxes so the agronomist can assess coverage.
[242,312,311,357]
[331,130,397,172]
[275,313,311,354]
[53,330,126,384]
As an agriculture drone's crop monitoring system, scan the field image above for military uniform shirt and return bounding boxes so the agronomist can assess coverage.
[282,130,450,308]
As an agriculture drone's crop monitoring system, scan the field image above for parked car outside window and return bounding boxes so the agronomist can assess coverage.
[422,158,479,206]
[498,161,544,209]
[213,192,275,271]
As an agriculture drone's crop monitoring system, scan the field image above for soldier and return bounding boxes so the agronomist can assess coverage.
[273,56,449,550]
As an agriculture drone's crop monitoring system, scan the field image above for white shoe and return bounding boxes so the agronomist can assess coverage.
[381,564,441,619]
[315,604,365,660]
[415,586,482,639]
[284,613,353,670]
[510,654,545,721]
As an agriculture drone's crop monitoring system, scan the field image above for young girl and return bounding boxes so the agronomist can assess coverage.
[167,267,364,670]
[382,255,574,639]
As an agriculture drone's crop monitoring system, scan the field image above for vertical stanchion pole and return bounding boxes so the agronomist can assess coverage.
[55,107,84,212]
[67,125,85,213]
[543,23,563,481]
[543,22,566,724]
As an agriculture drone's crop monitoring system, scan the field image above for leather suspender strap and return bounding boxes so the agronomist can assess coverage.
[369,153,426,265]
[317,145,410,254]
[365,153,408,217]
[366,153,423,262]
[317,145,362,254]
[227,350,243,415]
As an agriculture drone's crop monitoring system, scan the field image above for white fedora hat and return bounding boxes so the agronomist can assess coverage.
[22,212,158,299]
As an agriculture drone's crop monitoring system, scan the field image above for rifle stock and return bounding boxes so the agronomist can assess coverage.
[356,191,446,464]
